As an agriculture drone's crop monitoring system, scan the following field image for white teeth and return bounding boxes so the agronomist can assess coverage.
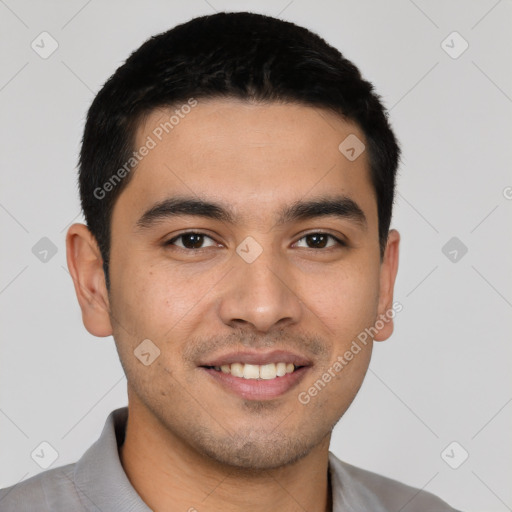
[243,364,260,379]
[276,362,287,377]
[260,363,277,380]
[230,363,244,378]
[213,362,297,380]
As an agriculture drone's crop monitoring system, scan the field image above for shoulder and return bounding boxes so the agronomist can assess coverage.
[329,452,462,511]
[0,463,82,512]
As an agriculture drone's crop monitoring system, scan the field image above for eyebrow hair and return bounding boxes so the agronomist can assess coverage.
[277,196,367,230]
[136,197,235,229]
[135,195,367,231]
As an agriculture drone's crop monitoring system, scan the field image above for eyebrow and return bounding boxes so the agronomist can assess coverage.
[278,196,367,231]
[135,195,367,231]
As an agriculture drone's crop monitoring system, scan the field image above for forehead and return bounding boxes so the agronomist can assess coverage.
[115,98,377,229]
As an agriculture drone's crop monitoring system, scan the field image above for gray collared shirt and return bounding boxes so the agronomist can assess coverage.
[0,407,460,511]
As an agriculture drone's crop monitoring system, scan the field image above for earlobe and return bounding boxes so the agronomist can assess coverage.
[66,223,113,337]
[374,229,400,342]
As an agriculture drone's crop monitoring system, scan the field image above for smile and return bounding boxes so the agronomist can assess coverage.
[206,362,296,380]
[199,350,312,400]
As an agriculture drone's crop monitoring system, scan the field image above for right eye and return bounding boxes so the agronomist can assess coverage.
[165,232,218,250]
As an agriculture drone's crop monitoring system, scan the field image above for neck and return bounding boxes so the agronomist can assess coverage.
[119,401,332,512]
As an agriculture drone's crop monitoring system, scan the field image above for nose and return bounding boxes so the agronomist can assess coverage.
[217,246,303,333]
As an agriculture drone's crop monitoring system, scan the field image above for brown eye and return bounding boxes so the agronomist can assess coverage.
[306,234,328,248]
[166,232,216,249]
[294,233,345,249]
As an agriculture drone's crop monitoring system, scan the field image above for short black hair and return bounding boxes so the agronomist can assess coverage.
[79,11,400,290]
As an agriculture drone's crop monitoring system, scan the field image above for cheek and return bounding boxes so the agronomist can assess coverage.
[112,257,225,343]
[302,261,380,338]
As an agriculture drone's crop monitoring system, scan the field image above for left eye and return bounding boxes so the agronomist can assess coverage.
[294,233,344,249]
[166,233,217,249]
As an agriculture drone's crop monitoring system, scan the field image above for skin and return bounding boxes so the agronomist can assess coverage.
[66,98,400,512]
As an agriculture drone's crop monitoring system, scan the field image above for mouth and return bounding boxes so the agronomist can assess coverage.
[199,350,312,400]
[204,361,298,379]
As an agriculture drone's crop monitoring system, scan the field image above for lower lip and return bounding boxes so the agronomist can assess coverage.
[202,366,310,400]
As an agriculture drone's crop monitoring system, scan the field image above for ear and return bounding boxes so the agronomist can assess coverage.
[66,223,113,337]
[374,229,400,342]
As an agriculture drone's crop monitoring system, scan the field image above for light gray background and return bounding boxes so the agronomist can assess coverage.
[1,1,511,510]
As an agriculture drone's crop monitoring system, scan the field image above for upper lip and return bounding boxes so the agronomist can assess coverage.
[199,349,313,367]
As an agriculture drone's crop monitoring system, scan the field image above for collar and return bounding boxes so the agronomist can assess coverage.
[73,407,347,511]
[73,407,151,511]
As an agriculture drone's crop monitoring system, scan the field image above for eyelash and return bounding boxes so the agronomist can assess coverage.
[164,231,347,250]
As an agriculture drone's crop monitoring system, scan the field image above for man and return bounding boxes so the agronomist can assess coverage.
[0,11,460,511]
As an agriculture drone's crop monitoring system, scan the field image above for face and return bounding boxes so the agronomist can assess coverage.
[69,98,399,470]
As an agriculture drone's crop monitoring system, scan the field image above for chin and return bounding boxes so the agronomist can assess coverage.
[194,428,327,471]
